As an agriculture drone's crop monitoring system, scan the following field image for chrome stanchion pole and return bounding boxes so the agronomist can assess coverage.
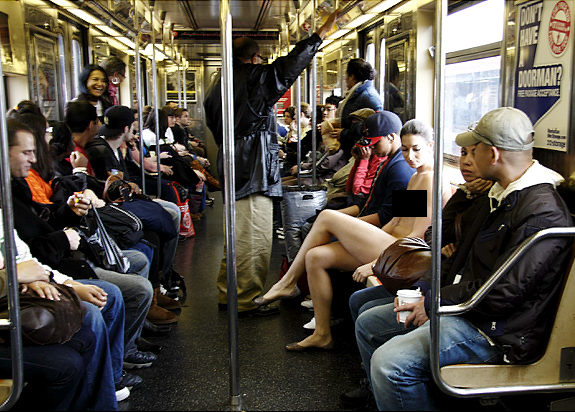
[310,0,317,184]
[430,0,447,395]
[219,0,241,409]
[150,5,162,198]
[134,2,146,194]
[0,43,24,411]
[295,7,302,187]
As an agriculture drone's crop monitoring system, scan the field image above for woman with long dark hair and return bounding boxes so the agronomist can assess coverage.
[75,64,113,119]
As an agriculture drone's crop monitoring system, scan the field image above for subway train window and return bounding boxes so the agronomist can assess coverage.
[443,0,505,157]
[71,39,81,99]
[444,0,505,53]
[444,56,501,156]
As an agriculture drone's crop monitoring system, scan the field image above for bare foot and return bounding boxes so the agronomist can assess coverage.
[261,281,297,302]
[285,332,334,351]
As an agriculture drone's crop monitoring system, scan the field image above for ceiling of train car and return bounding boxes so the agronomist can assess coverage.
[154,0,294,62]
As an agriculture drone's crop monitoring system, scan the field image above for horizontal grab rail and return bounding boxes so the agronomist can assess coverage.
[438,227,575,316]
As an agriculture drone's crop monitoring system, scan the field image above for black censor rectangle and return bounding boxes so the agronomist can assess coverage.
[392,190,427,217]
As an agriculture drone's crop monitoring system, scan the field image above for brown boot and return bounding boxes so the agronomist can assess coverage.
[156,290,182,311]
[147,288,178,325]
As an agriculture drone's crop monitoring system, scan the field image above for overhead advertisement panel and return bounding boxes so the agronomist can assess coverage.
[514,0,573,152]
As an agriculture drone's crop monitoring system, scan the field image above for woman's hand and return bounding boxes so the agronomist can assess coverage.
[16,260,50,284]
[64,228,81,251]
[352,262,374,283]
[394,297,428,327]
[359,146,371,160]
[160,164,174,176]
[70,283,107,309]
[21,281,61,301]
[441,243,456,258]
[159,152,172,160]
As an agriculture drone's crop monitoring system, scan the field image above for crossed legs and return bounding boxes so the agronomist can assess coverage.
[261,209,398,349]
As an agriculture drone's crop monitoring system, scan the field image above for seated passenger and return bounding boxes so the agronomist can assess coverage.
[362,107,572,410]
[48,121,75,177]
[283,119,346,186]
[84,105,182,323]
[341,143,493,407]
[6,118,157,379]
[255,117,451,350]
[0,222,124,408]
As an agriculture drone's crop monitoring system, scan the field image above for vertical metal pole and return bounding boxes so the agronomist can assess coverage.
[310,0,317,185]
[0,43,24,411]
[150,6,162,199]
[220,0,241,409]
[177,62,182,107]
[183,65,187,109]
[295,7,302,187]
[430,0,446,392]
[134,2,146,194]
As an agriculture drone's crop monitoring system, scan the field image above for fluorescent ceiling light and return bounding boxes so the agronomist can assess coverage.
[107,37,128,52]
[50,0,77,7]
[96,25,121,37]
[142,44,167,61]
[70,9,104,25]
[117,37,135,49]
[327,29,350,40]
[346,14,377,29]
[369,0,402,14]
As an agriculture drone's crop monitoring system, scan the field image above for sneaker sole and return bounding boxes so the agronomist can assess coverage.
[116,387,130,402]
[123,362,153,369]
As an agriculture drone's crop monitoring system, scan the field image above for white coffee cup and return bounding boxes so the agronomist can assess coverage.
[396,289,423,323]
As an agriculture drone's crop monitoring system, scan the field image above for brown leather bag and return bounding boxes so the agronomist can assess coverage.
[372,237,431,294]
[0,282,86,345]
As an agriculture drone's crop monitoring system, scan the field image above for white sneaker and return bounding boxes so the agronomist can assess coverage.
[303,317,316,329]
[303,316,345,330]
[115,386,130,402]
[300,299,314,310]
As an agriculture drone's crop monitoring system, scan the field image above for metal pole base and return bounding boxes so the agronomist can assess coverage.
[228,394,243,411]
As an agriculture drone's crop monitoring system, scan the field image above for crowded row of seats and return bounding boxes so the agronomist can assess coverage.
[0,56,216,410]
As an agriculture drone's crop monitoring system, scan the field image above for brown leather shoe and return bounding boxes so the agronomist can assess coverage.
[147,288,178,325]
[147,303,178,325]
[156,292,182,311]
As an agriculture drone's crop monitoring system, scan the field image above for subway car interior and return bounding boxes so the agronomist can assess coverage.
[0,0,575,410]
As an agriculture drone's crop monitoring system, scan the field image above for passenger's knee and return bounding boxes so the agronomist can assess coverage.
[304,247,326,270]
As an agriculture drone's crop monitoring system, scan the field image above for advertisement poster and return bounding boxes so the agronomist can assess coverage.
[514,0,573,151]
[276,88,291,116]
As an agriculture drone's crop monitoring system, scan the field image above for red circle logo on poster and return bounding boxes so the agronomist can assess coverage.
[548,0,571,56]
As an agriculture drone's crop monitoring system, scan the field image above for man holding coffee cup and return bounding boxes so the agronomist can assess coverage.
[355,107,572,410]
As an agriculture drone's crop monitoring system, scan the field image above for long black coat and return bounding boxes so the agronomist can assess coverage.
[204,34,323,200]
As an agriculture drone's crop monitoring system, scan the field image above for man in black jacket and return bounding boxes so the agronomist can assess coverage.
[203,11,339,314]
[357,107,572,410]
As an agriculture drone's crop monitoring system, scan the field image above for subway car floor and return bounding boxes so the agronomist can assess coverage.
[122,192,366,411]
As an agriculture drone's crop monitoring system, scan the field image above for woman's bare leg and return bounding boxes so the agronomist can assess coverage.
[287,218,399,348]
[261,209,399,302]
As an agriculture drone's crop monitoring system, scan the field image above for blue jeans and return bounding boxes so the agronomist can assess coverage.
[123,249,150,279]
[359,303,502,410]
[69,298,120,411]
[349,285,394,322]
[76,280,124,387]
[93,265,153,358]
[0,343,85,411]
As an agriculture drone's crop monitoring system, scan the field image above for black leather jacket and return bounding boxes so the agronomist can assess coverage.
[204,34,323,200]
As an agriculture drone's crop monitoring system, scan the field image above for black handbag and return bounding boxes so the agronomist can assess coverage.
[78,207,130,274]
[97,203,144,249]
[0,282,85,345]
[372,237,431,294]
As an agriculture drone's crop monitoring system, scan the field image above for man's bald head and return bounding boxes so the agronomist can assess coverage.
[233,37,260,63]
